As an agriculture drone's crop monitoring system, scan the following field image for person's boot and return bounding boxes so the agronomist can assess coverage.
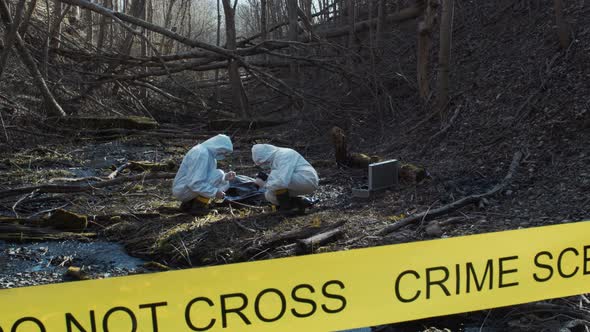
[275,189,294,211]
[180,196,210,215]
[293,196,315,214]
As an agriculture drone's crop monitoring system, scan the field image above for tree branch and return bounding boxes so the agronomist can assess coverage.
[57,0,236,59]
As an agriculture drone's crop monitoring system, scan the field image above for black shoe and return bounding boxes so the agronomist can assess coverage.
[275,189,293,210]
[180,198,209,215]
[294,197,315,209]
[290,197,315,215]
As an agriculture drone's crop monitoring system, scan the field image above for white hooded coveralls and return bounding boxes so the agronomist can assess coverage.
[251,144,319,205]
[172,134,233,202]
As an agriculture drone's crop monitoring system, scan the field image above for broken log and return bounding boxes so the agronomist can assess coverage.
[58,116,159,130]
[127,160,177,172]
[265,220,346,247]
[297,227,343,253]
[330,126,348,165]
[1,209,88,233]
[243,220,346,258]
[310,6,423,41]
[43,209,88,232]
[0,223,95,241]
[65,266,90,280]
[330,126,380,168]
[81,128,210,141]
[142,261,171,271]
[0,172,176,199]
[399,163,430,183]
[208,118,287,131]
[377,151,523,235]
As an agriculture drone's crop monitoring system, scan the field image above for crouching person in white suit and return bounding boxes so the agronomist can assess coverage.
[173,134,236,212]
[251,144,319,212]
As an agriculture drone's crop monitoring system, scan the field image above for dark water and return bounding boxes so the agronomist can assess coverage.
[0,240,146,289]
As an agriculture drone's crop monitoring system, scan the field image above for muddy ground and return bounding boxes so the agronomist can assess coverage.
[0,117,587,331]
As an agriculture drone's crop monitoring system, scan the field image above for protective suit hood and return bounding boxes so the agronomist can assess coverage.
[201,134,233,160]
[252,144,278,165]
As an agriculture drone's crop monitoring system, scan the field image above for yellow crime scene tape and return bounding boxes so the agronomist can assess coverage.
[2,221,590,332]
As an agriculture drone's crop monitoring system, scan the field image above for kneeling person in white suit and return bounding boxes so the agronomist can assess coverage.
[251,144,319,211]
[173,134,236,211]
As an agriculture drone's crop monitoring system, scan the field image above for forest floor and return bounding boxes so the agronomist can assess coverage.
[0,110,587,331]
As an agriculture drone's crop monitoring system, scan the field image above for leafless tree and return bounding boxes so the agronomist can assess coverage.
[221,0,250,118]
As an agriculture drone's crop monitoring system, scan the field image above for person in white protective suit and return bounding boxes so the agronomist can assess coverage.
[251,144,319,211]
[173,134,236,211]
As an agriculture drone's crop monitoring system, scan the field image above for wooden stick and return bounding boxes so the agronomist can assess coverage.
[107,162,131,180]
[11,190,37,218]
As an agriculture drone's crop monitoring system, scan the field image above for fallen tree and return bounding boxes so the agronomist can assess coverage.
[53,0,423,68]
[0,172,176,199]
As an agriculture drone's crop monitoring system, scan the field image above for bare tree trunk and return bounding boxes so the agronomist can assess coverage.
[140,1,146,58]
[221,0,250,118]
[174,0,189,53]
[0,0,66,117]
[261,0,267,41]
[146,0,152,56]
[49,0,62,50]
[96,0,111,51]
[436,0,453,114]
[42,0,51,78]
[271,0,282,39]
[110,0,116,47]
[347,0,354,55]
[85,6,92,44]
[0,0,26,79]
[368,0,383,132]
[553,0,569,49]
[346,0,355,43]
[41,0,71,79]
[214,0,221,99]
[417,0,436,100]
[306,0,312,19]
[43,2,70,79]
[377,0,386,43]
[140,0,147,98]
[121,0,146,55]
[18,0,37,35]
[260,0,268,64]
[287,0,298,80]
[417,25,430,100]
[160,0,176,53]
[187,0,191,40]
[111,0,145,95]
[71,4,80,21]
